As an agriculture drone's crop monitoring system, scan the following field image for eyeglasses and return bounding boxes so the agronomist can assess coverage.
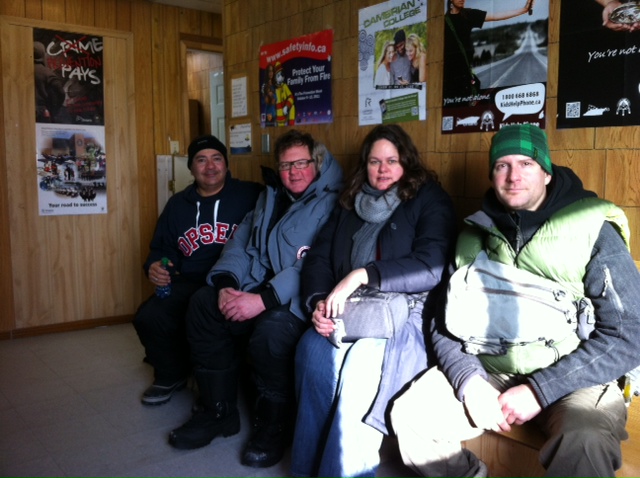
[278,159,314,171]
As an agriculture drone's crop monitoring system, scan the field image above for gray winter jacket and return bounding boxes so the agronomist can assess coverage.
[207,149,343,321]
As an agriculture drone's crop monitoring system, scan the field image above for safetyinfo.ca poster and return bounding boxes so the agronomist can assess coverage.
[441,0,548,135]
[34,28,107,215]
[358,0,427,126]
[259,30,333,127]
[557,0,640,129]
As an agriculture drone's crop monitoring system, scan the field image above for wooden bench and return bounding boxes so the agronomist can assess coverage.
[462,398,640,477]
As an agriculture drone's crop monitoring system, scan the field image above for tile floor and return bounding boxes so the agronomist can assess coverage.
[0,323,415,477]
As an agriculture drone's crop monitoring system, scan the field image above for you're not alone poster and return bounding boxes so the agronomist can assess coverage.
[557,0,640,129]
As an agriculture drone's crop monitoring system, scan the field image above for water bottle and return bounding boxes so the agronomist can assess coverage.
[155,257,172,299]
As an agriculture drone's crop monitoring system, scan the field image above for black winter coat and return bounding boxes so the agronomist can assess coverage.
[302,180,457,311]
[301,179,457,434]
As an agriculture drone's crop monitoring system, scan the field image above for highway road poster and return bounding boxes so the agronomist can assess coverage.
[358,0,428,126]
[557,0,640,129]
[441,0,548,134]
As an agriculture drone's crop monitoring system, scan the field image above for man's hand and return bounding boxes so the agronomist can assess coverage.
[498,383,542,426]
[148,259,172,287]
[218,288,265,322]
[526,0,535,13]
[601,1,640,32]
[463,375,511,432]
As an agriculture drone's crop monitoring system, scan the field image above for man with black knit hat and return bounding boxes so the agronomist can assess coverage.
[391,124,640,477]
[133,134,262,406]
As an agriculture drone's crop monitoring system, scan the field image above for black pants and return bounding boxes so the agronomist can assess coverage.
[132,281,202,383]
[186,285,308,402]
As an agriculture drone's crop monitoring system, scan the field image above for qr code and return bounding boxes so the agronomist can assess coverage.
[442,116,454,131]
[411,106,418,116]
[565,102,581,119]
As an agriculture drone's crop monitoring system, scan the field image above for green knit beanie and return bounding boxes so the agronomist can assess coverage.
[489,124,552,177]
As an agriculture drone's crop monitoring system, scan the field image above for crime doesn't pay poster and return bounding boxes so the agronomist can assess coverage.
[259,30,333,127]
[34,28,107,216]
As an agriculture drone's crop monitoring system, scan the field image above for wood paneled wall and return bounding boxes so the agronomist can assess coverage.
[223,0,640,260]
[0,0,221,337]
[1,0,639,336]
[1,16,139,334]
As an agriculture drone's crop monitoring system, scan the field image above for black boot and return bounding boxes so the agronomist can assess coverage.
[169,367,240,450]
[241,397,290,468]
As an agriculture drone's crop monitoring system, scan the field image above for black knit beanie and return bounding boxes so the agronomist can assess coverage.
[187,135,228,169]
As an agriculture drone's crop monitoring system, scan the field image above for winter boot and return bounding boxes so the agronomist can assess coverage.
[169,367,240,450]
[241,397,290,468]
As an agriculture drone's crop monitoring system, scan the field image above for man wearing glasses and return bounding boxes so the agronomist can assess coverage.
[168,129,344,470]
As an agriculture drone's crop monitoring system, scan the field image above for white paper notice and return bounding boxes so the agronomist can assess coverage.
[231,76,248,118]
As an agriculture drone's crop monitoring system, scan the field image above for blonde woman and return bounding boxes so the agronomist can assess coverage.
[374,41,395,87]
[406,33,427,83]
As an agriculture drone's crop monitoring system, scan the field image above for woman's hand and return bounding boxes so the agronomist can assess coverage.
[311,300,336,337]
[148,259,172,287]
[324,268,369,318]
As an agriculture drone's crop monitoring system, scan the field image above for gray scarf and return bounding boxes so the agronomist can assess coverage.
[351,184,401,269]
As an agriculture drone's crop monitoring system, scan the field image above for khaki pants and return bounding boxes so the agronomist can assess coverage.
[390,367,628,477]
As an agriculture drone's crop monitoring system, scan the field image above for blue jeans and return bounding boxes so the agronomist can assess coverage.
[291,329,386,477]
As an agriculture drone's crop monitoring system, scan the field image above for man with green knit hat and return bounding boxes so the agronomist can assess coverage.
[489,123,553,176]
[390,123,640,477]
[486,123,553,213]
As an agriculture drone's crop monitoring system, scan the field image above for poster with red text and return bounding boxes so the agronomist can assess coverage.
[34,28,107,215]
[259,30,333,127]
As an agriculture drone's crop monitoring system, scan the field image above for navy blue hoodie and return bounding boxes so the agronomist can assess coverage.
[144,171,263,284]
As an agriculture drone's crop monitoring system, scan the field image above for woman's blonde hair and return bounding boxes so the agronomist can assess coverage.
[406,33,426,57]
[377,40,395,68]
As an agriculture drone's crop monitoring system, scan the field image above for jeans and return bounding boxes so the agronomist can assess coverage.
[291,328,386,477]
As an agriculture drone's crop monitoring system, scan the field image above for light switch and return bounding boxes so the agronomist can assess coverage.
[261,134,270,154]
